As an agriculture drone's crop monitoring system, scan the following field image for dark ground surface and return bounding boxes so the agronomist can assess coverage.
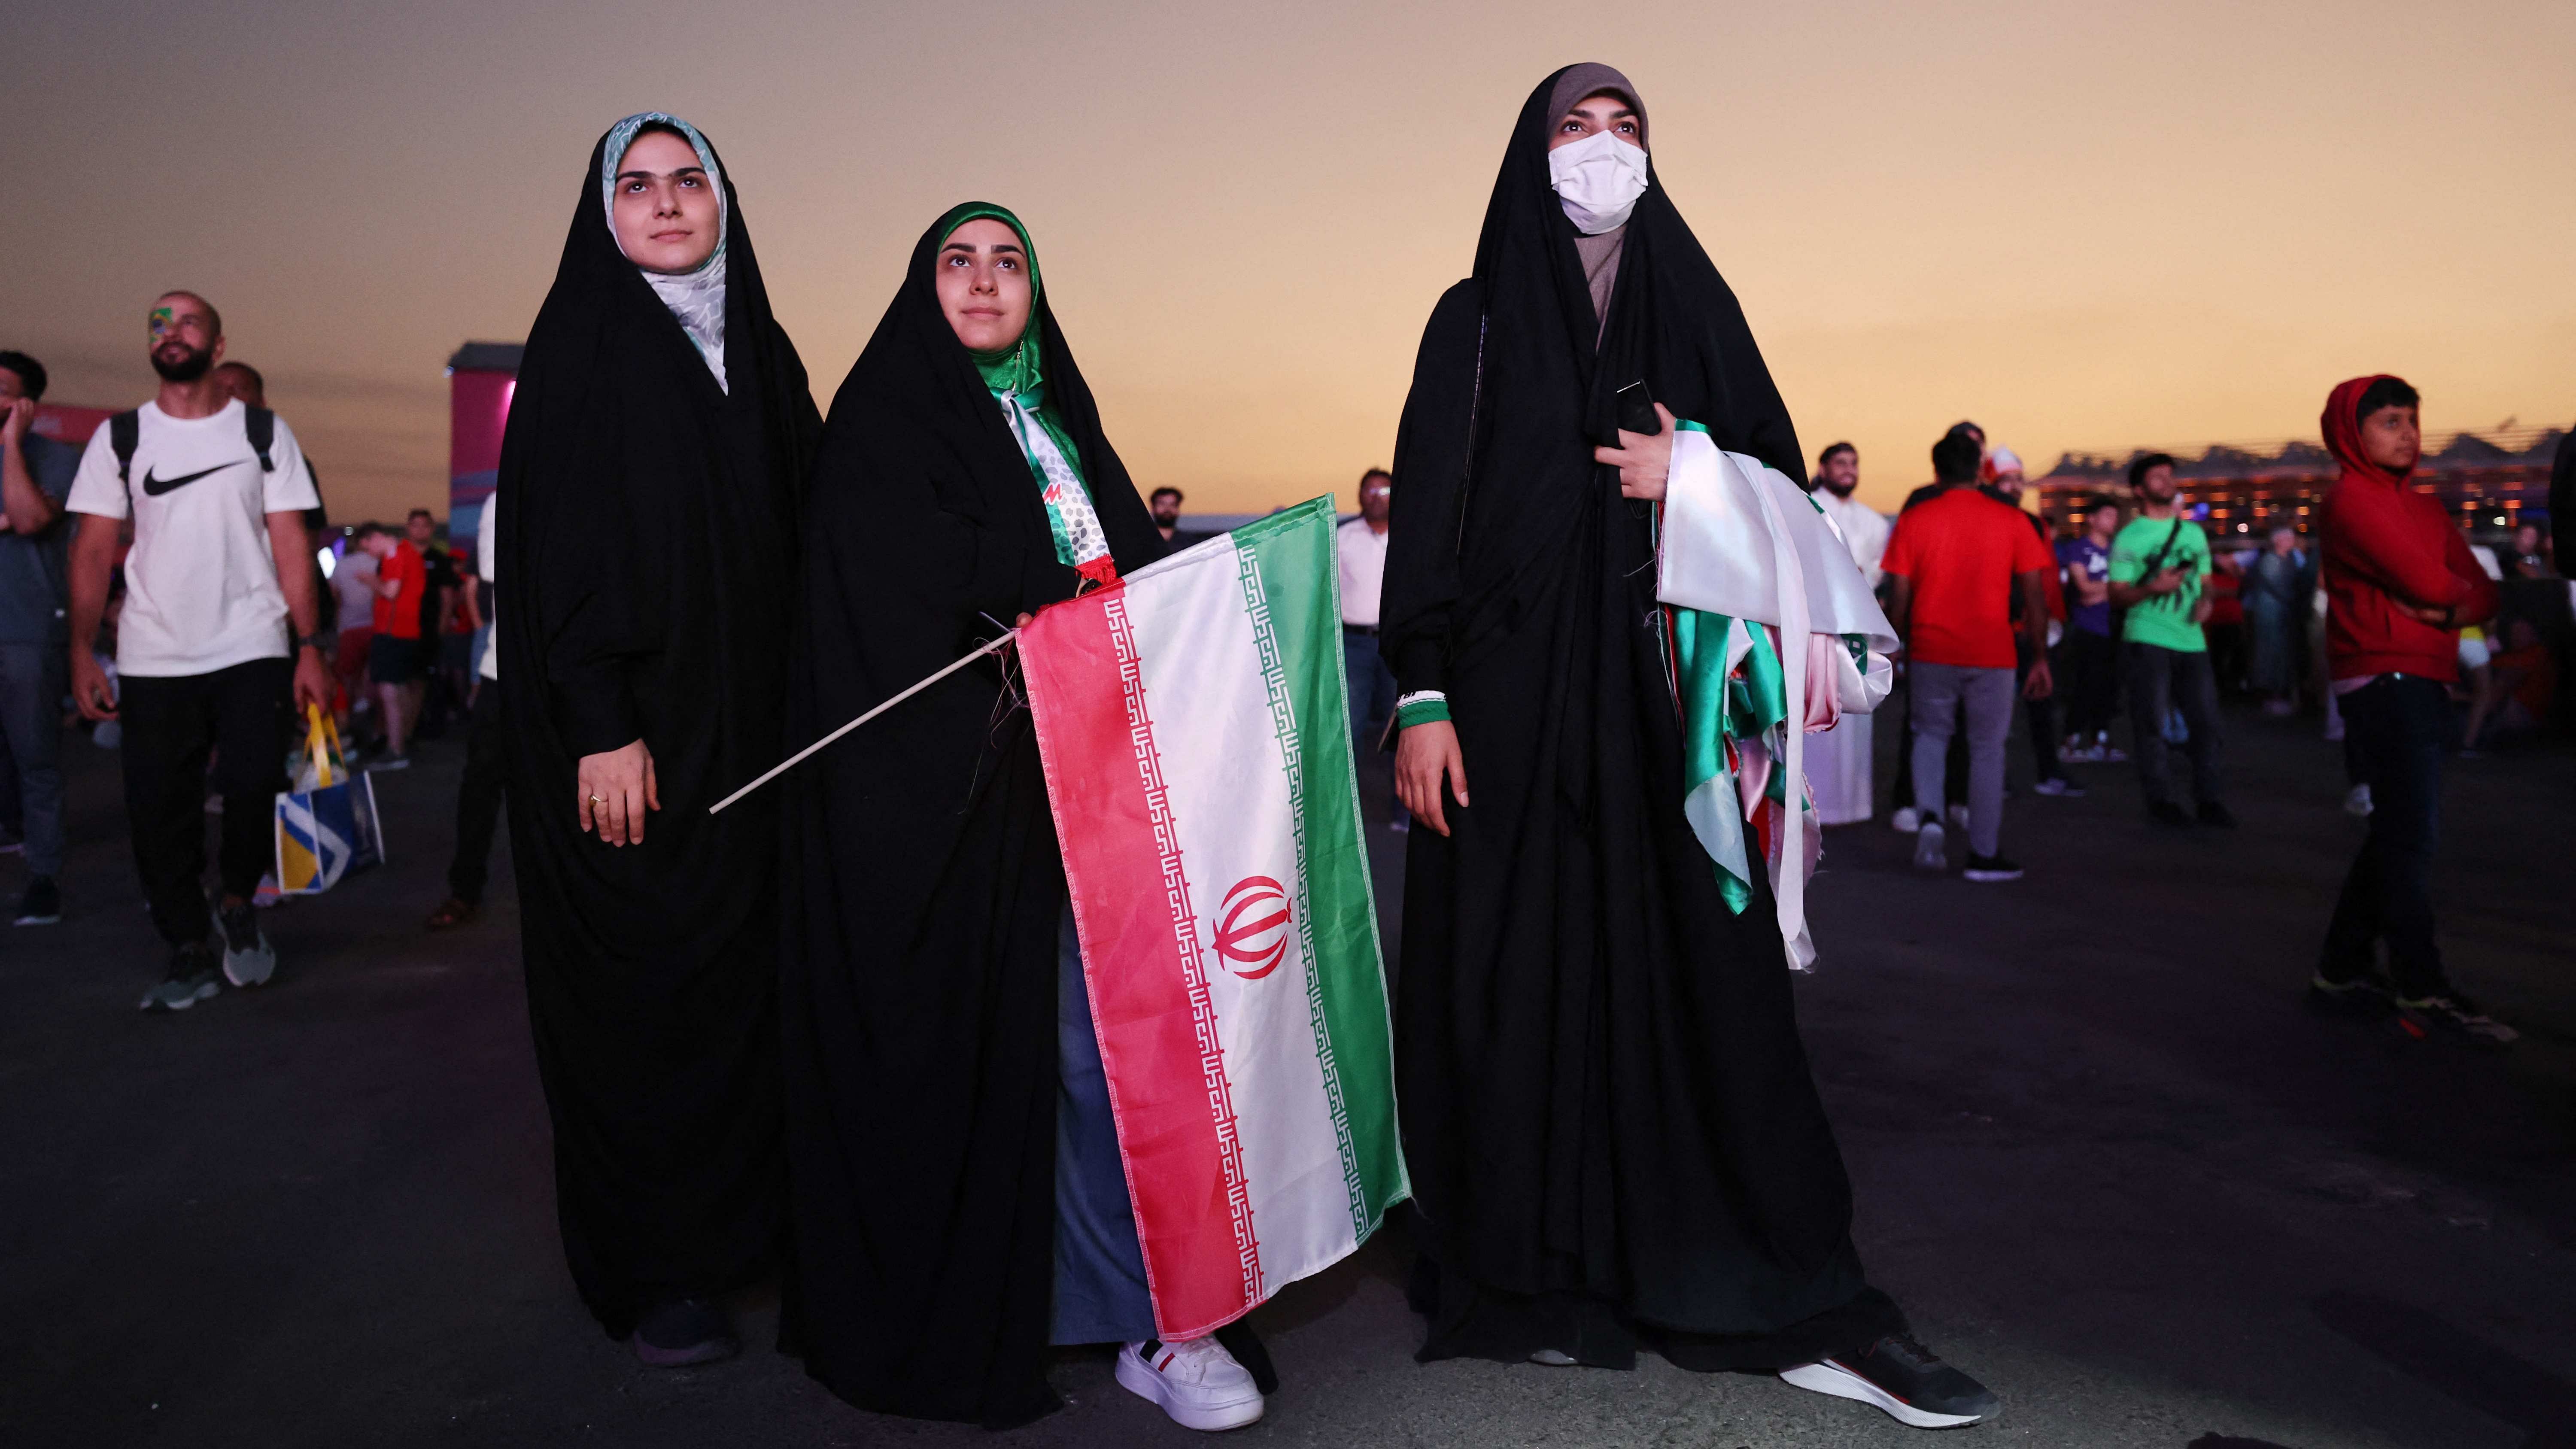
[2,698,2571,1449]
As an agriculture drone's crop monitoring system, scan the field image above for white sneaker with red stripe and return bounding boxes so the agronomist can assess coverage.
[1116,1336,1265,1431]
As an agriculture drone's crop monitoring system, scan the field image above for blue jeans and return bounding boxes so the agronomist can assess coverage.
[1344,629,1396,747]
[0,641,67,877]
[2319,676,2451,999]
[1052,906,1156,1344]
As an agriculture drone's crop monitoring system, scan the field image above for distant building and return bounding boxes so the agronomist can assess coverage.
[2033,425,2565,544]
[448,342,522,549]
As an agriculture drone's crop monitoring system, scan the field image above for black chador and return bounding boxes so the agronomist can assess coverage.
[778,206,1182,1429]
[1381,65,1919,1374]
[496,113,816,1343]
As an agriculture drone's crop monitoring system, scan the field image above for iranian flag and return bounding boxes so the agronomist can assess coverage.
[1020,495,1409,1340]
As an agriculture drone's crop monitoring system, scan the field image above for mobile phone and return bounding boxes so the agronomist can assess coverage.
[1613,379,1662,436]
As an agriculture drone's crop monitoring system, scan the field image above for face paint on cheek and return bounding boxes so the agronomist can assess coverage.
[149,307,176,339]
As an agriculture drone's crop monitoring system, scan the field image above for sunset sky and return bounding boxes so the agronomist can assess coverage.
[15,0,2573,520]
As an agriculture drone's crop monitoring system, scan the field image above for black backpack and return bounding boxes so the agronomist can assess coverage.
[108,405,276,500]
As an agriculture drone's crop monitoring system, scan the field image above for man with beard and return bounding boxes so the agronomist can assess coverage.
[1148,485,1212,553]
[1148,485,1185,542]
[66,291,331,1009]
[2106,453,2229,828]
[1805,442,1887,824]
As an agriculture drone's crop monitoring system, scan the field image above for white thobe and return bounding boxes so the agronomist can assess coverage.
[1810,489,1893,824]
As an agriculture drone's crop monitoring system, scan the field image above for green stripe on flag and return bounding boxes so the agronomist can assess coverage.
[1230,498,1410,1234]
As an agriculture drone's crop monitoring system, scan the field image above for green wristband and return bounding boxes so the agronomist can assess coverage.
[1394,698,1452,729]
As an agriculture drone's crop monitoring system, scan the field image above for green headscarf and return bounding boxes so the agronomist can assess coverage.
[934,203,1046,401]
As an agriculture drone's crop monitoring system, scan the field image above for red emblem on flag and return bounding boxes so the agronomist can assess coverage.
[1214,876,1291,979]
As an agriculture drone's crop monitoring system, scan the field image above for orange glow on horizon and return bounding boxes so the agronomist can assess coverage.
[12,0,2570,524]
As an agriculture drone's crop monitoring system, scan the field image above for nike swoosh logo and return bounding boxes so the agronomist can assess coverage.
[141,461,241,497]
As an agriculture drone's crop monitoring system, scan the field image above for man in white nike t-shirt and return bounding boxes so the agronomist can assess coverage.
[64,291,332,1012]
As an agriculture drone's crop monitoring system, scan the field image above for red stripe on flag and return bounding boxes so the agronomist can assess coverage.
[1021,586,1263,1338]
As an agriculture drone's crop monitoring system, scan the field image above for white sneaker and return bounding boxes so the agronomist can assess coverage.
[1913,822,1947,872]
[1946,802,1971,829]
[2343,784,2373,818]
[1116,1337,1265,1432]
[1890,806,1920,834]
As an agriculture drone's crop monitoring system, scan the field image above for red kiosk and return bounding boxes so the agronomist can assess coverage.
[448,342,523,548]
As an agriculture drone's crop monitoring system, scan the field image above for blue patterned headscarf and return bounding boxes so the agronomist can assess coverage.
[601,111,729,391]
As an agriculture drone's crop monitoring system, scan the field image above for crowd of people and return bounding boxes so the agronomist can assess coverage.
[3,59,2565,1439]
[1800,389,2543,1050]
[0,318,494,957]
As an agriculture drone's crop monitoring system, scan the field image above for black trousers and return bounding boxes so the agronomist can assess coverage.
[119,657,293,947]
[2319,676,2452,999]
[2019,639,2062,783]
[447,682,508,903]
[2123,642,2224,809]
[2057,628,2119,739]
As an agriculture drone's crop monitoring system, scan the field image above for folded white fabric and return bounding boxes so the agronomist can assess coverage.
[1656,431,1902,972]
[1656,433,1898,659]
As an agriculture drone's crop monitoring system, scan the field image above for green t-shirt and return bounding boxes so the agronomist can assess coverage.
[2109,514,2211,653]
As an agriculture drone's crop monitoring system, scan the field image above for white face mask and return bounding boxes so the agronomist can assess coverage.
[1548,130,1650,235]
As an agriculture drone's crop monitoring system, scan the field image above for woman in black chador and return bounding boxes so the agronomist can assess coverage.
[497,112,815,1366]
[781,205,1274,1433]
[1379,66,2000,1430]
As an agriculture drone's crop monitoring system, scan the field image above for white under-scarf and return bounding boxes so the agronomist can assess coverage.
[601,112,729,392]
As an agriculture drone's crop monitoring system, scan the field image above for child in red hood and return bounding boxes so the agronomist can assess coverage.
[2311,375,2510,1047]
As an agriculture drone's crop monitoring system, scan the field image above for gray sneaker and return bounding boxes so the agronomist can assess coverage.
[1913,822,1947,872]
[218,902,277,988]
[141,942,224,1012]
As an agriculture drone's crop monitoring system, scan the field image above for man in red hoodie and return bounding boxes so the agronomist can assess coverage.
[2312,375,2511,1047]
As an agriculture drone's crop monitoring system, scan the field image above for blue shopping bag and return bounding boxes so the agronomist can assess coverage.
[274,706,384,895]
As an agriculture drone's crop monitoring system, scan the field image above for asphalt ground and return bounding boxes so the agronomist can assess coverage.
[2,696,2570,1449]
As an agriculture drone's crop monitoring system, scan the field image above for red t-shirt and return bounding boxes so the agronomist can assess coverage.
[372,541,426,639]
[1881,488,2055,668]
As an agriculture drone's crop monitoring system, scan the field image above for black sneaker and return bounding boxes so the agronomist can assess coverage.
[2394,993,2518,1049]
[2196,801,2238,829]
[218,901,277,988]
[1781,1334,2000,1429]
[2149,801,2193,828]
[13,876,61,926]
[631,1297,738,1367]
[140,941,224,1012]
[2308,972,2391,1015]
[1962,853,2024,883]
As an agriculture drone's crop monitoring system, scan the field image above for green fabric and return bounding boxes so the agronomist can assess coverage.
[1394,697,1450,729]
[2109,514,2212,653]
[1674,609,1753,913]
[1665,413,1797,914]
[1236,498,1410,1230]
[934,203,1098,568]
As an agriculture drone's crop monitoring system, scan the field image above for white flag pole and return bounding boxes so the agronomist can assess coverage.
[707,631,1018,816]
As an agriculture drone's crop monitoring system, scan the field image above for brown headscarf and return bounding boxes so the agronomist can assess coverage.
[1544,63,1648,344]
